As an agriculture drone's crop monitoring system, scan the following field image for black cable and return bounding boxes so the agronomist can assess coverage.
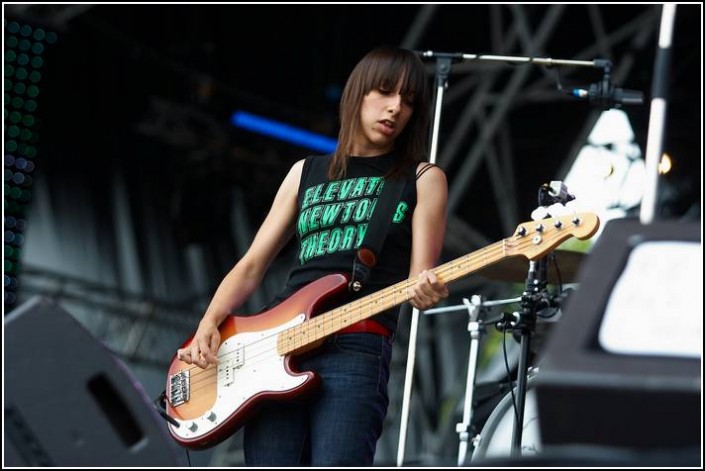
[153,390,180,427]
[501,324,520,426]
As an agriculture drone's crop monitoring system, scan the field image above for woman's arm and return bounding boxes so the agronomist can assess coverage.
[408,164,449,310]
[179,159,305,367]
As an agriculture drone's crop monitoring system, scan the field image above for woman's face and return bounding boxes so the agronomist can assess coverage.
[353,79,414,156]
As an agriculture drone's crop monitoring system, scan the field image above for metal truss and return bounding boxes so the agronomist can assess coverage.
[393,6,658,466]
[7,4,660,466]
[17,264,205,370]
[215,6,661,465]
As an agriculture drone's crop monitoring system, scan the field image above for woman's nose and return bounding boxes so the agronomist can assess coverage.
[387,96,401,113]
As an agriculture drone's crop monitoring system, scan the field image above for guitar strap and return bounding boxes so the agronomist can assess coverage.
[349,165,415,292]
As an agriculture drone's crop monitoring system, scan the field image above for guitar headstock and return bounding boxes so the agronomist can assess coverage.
[507,212,600,260]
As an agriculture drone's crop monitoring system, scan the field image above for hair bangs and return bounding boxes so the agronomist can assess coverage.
[363,54,425,103]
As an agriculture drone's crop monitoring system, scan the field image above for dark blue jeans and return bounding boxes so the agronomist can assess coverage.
[243,332,393,466]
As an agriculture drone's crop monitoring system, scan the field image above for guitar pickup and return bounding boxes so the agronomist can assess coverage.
[169,369,190,407]
[218,344,244,387]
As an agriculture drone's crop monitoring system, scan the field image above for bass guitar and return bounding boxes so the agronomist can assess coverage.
[165,212,599,448]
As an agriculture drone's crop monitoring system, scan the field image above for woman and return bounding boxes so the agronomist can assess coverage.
[178,45,449,465]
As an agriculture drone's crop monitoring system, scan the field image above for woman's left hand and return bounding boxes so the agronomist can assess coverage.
[409,269,449,310]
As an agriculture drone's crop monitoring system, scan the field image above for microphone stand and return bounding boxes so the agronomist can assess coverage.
[398,50,467,467]
[510,258,549,456]
[508,182,572,456]
[397,52,453,468]
[396,48,607,466]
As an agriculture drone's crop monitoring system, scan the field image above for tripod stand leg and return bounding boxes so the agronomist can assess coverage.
[457,320,481,465]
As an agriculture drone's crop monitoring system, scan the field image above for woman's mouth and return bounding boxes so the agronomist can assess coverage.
[378,120,396,135]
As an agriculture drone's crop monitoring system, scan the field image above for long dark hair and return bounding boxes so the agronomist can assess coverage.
[328,46,430,180]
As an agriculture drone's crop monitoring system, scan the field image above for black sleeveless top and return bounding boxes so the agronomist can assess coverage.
[268,152,417,333]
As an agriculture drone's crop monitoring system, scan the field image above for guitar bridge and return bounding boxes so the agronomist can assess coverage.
[169,369,190,407]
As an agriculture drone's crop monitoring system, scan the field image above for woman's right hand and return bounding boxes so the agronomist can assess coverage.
[177,319,221,368]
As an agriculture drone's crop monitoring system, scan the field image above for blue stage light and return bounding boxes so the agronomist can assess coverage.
[231,110,337,153]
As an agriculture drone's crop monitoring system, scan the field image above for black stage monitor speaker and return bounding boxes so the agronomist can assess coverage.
[4,296,186,466]
[535,218,701,451]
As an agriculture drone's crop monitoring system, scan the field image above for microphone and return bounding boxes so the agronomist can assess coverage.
[566,82,644,110]
[612,87,645,106]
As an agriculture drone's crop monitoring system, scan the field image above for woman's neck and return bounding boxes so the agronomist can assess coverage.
[350,145,394,158]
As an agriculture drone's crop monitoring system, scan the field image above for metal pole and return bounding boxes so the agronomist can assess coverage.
[640,4,676,224]
[396,56,448,468]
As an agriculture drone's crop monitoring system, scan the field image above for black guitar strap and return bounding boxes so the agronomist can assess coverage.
[349,166,415,292]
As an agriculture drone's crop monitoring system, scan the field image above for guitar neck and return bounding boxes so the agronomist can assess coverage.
[278,211,599,354]
[279,238,509,354]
